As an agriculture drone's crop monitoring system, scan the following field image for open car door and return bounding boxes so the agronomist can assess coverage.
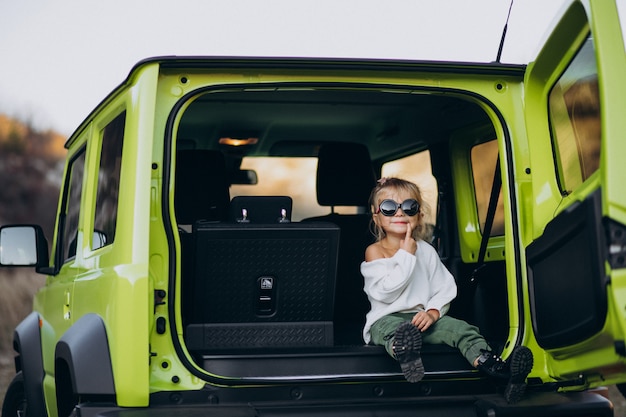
[522,0,626,389]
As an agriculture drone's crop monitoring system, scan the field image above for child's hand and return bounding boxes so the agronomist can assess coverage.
[411,309,439,332]
[400,223,417,254]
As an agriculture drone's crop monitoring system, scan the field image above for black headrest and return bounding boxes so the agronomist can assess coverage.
[316,143,377,207]
[175,150,230,224]
[229,196,293,223]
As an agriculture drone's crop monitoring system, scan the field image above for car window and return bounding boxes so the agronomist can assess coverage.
[231,157,334,221]
[471,140,504,236]
[548,35,600,194]
[233,151,438,223]
[61,148,86,262]
[93,112,126,249]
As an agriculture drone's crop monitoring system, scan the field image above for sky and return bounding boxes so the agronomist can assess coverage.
[0,0,576,136]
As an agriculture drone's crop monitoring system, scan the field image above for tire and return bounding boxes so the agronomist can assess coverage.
[617,382,626,399]
[1,372,27,417]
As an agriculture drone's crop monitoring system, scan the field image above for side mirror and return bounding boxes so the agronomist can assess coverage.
[93,230,108,250]
[0,225,49,270]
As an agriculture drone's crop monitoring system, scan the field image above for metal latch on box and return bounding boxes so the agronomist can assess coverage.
[257,276,276,316]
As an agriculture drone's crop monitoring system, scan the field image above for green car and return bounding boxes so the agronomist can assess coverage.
[2,0,626,415]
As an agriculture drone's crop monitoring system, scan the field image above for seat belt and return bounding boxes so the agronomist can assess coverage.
[471,156,502,282]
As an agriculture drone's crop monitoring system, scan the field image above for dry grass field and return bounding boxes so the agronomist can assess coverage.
[0,270,46,401]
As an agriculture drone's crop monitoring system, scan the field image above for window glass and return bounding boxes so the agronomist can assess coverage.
[93,112,126,249]
[381,151,438,226]
[61,149,86,262]
[231,157,325,221]
[232,151,438,223]
[548,35,600,193]
[471,140,504,236]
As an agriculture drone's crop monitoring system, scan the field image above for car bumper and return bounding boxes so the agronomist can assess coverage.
[74,390,613,417]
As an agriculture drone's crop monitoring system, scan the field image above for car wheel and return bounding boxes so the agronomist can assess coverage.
[1,372,27,417]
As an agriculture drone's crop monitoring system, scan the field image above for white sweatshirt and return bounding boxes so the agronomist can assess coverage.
[361,241,457,343]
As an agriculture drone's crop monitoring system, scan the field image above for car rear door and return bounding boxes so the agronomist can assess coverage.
[522,0,626,388]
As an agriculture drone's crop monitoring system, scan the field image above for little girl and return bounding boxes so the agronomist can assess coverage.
[361,177,532,404]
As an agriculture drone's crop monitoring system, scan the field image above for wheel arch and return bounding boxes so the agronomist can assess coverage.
[54,313,116,414]
[13,312,48,416]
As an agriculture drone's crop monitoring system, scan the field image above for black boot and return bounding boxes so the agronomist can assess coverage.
[392,322,424,383]
[476,346,533,404]
[504,346,534,404]
[476,349,509,380]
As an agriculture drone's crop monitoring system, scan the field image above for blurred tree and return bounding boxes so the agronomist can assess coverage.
[0,114,65,238]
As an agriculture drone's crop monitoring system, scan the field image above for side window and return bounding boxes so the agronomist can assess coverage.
[61,149,86,263]
[471,140,504,236]
[548,35,600,194]
[93,112,126,249]
[381,151,438,226]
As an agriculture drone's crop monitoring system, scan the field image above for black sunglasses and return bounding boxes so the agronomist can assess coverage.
[376,199,420,216]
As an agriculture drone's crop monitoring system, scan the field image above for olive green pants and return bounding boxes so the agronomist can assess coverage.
[369,312,490,365]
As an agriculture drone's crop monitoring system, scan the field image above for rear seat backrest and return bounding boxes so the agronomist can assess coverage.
[315,143,376,209]
[303,142,377,345]
[175,149,230,324]
[175,150,230,224]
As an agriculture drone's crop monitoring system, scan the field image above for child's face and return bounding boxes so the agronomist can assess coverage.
[373,188,422,237]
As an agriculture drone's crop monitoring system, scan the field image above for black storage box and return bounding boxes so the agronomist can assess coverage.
[186,222,340,350]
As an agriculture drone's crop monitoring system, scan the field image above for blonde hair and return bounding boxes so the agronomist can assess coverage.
[369,177,430,242]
